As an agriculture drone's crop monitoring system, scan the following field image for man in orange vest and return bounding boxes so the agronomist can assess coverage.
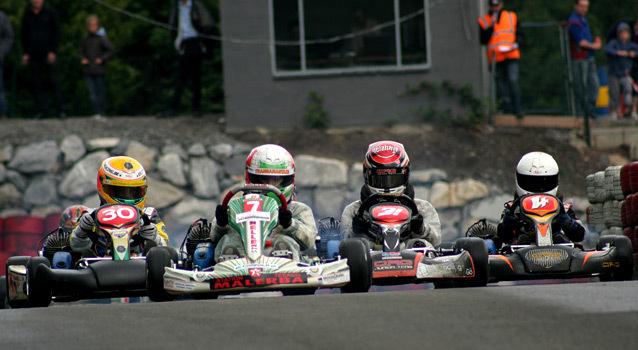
[479,0,523,119]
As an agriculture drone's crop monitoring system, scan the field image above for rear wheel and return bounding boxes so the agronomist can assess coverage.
[146,247,176,302]
[455,237,489,287]
[597,235,634,281]
[339,238,372,293]
[0,276,7,309]
[27,257,52,307]
[5,256,31,308]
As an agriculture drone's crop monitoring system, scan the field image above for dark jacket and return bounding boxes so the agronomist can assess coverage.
[169,0,215,41]
[0,10,14,61]
[78,33,115,75]
[21,5,61,58]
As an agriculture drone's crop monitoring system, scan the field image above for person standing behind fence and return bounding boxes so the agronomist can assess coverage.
[79,15,114,120]
[603,23,638,120]
[568,0,601,118]
[479,0,524,119]
[0,9,14,119]
[21,0,66,119]
[157,0,214,119]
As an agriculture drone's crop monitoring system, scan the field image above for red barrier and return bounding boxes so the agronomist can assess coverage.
[0,252,11,276]
[2,216,45,254]
[44,212,62,235]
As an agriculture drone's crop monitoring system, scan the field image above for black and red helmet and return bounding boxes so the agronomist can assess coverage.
[363,141,410,194]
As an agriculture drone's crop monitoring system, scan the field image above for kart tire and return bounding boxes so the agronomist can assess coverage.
[455,237,489,287]
[0,276,7,309]
[339,238,372,293]
[146,247,176,302]
[596,235,634,281]
[5,256,32,309]
[26,257,52,308]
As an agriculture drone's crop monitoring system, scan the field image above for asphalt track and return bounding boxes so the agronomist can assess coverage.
[1,281,637,350]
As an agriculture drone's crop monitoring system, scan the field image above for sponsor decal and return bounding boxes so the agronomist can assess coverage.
[235,211,271,223]
[248,222,260,254]
[255,168,290,175]
[525,249,569,268]
[371,144,400,156]
[373,259,414,271]
[602,261,620,268]
[193,273,207,282]
[308,267,321,276]
[381,252,403,259]
[210,273,308,290]
[116,246,126,253]
[249,268,263,277]
[319,273,349,284]
[233,263,279,271]
[522,195,559,216]
[165,279,195,291]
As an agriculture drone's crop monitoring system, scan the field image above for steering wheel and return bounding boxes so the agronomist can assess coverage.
[220,184,288,211]
[356,193,419,218]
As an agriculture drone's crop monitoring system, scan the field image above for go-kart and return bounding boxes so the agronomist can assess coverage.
[322,193,489,288]
[5,204,170,308]
[468,193,634,282]
[146,184,369,301]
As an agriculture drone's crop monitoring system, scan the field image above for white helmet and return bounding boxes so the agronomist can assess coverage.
[515,152,559,196]
[245,144,296,202]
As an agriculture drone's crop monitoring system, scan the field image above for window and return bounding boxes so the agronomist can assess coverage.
[269,0,431,77]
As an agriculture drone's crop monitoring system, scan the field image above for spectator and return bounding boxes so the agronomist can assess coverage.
[157,0,214,119]
[79,15,114,119]
[0,9,14,119]
[603,22,638,119]
[479,0,524,119]
[568,0,601,118]
[21,0,65,119]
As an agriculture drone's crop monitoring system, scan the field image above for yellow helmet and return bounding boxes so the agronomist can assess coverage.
[97,156,148,209]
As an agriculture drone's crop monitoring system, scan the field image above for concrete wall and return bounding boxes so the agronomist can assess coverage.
[220,0,484,128]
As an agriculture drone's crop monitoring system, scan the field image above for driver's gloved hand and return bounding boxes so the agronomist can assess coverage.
[215,205,229,227]
[555,213,578,231]
[77,212,95,235]
[352,215,370,235]
[278,209,293,229]
[410,214,425,234]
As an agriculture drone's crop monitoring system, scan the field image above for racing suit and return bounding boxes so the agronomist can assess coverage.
[496,193,585,245]
[70,206,169,254]
[340,185,442,248]
[210,201,318,261]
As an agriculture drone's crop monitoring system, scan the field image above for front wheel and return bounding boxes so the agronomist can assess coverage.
[597,235,634,281]
[339,238,372,293]
[5,256,31,308]
[146,247,176,302]
[27,257,52,307]
[455,237,489,287]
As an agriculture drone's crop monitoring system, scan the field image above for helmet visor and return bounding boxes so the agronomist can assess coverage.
[366,172,408,190]
[103,184,147,204]
[247,174,294,188]
[516,173,558,193]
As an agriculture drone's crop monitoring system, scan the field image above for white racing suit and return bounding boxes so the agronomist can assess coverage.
[340,198,442,249]
[210,201,318,261]
[70,206,169,253]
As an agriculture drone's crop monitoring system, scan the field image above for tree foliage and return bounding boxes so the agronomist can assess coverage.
[1,0,222,117]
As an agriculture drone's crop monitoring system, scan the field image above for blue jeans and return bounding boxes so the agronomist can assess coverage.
[86,74,106,115]
[572,57,599,117]
[495,59,522,114]
[0,61,7,116]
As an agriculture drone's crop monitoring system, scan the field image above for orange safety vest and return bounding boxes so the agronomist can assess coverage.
[479,10,520,64]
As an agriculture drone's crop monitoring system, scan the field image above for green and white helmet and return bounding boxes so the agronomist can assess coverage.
[245,144,296,202]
